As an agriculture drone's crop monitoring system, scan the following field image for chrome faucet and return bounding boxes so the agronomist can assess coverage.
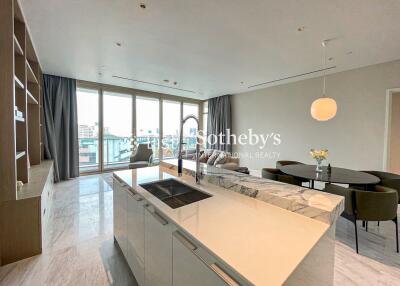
[178,115,201,184]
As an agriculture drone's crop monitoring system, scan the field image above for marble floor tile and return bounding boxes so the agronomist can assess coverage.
[0,174,136,286]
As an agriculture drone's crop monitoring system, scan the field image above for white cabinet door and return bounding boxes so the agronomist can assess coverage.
[126,191,145,286]
[172,231,240,286]
[113,177,128,255]
[144,204,173,286]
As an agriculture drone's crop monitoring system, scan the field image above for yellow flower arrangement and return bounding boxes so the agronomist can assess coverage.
[310,149,329,160]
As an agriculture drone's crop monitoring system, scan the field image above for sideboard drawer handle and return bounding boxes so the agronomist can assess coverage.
[210,263,240,286]
[144,205,168,226]
[173,231,197,251]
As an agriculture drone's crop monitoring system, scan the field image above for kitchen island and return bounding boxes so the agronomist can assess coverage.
[113,161,344,286]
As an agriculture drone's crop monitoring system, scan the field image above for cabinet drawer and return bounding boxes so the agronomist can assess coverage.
[172,231,244,286]
[126,191,145,286]
[113,177,128,255]
[144,204,173,286]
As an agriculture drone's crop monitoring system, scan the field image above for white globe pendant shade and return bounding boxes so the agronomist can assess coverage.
[310,97,337,121]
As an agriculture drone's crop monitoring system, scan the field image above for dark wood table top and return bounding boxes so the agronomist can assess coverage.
[279,164,380,185]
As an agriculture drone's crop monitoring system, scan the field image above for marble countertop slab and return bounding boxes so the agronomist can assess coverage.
[160,159,344,225]
[113,166,330,286]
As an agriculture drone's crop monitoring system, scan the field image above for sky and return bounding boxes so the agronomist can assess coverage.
[77,89,199,138]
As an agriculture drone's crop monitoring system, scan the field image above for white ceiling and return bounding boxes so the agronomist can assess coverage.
[20,0,400,100]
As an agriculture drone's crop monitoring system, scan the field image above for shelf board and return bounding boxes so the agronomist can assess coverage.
[27,89,39,105]
[26,61,38,84]
[16,151,26,160]
[14,35,24,56]
[14,75,25,90]
[15,116,25,122]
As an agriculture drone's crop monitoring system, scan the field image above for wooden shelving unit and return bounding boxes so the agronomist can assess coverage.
[26,60,38,84]
[16,151,26,160]
[27,89,38,105]
[13,35,23,56]
[14,75,24,89]
[0,0,48,266]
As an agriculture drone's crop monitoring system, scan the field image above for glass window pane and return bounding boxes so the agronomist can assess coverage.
[183,103,199,151]
[103,91,133,170]
[136,97,160,159]
[162,100,181,159]
[77,88,100,173]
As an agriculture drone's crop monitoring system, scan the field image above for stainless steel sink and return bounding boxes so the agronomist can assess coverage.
[139,179,212,209]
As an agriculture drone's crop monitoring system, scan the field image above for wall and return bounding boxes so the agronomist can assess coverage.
[389,92,400,174]
[231,60,400,172]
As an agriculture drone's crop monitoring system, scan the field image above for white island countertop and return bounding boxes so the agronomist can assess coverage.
[161,159,344,225]
[114,165,333,286]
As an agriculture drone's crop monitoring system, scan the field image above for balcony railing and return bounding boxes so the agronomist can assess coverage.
[79,135,197,172]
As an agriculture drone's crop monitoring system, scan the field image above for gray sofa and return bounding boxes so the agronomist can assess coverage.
[181,149,239,171]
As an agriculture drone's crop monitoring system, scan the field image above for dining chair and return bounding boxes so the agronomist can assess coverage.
[261,168,303,186]
[362,171,400,204]
[324,184,399,253]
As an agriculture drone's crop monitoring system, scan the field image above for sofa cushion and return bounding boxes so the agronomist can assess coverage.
[199,152,209,163]
[207,150,221,165]
[214,151,229,166]
[215,162,239,171]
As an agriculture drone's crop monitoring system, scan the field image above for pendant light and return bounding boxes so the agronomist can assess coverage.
[311,40,337,121]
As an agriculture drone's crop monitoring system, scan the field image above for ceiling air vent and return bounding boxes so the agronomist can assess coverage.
[112,75,195,94]
[248,66,336,89]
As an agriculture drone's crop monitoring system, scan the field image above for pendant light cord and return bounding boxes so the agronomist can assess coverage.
[322,40,327,97]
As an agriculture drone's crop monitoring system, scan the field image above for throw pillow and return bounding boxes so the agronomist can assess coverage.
[214,151,230,166]
[207,150,220,165]
[199,152,208,163]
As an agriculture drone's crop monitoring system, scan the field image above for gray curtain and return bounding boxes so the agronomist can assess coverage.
[207,95,232,152]
[43,74,79,182]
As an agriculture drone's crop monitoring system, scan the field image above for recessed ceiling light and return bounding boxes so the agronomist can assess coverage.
[140,3,146,9]
[116,42,122,47]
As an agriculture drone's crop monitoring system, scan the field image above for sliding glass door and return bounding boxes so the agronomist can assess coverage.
[183,103,199,150]
[77,88,100,173]
[162,100,181,159]
[103,91,133,170]
[136,97,160,160]
[77,84,201,173]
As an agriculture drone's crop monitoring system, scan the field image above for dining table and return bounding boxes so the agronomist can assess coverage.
[279,164,380,190]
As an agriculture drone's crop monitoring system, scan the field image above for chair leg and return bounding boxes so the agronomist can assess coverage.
[353,217,359,253]
[366,221,368,232]
[394,217,399,253]
[377,221,380,227]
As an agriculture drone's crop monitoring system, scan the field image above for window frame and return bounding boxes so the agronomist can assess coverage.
[77,80,202,174]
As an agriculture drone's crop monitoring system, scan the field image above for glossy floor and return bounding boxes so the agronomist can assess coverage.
[0,174,136,286]
[0,174,399,286]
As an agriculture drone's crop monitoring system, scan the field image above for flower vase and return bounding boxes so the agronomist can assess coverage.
[315,158,323,173]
